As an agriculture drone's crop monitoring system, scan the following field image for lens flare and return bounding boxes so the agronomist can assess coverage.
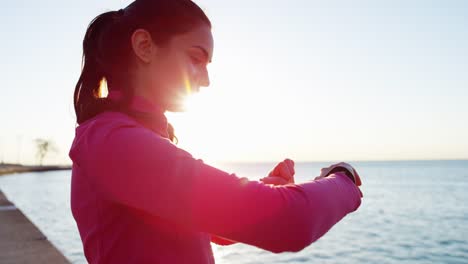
[184,76,192,97]
[181,70,195,111]
[97,77,109,98]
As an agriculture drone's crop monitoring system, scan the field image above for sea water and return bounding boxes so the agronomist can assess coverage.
[0,160,467,263]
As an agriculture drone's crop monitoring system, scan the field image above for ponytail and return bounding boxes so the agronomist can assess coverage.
[74,11,122,125]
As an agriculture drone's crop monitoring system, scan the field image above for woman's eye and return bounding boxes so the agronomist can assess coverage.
[190,55,204,65]
[191,57,202,64]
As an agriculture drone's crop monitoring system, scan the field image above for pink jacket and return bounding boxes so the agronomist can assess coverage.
[69,90,362,264]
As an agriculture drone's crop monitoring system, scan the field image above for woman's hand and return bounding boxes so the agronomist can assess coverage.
[260,159,295,186]
[315,162,363,197]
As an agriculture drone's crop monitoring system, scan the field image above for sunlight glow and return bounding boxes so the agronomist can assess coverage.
[97,78,108,98]
[168,87,306,163]
[184,77,192,98]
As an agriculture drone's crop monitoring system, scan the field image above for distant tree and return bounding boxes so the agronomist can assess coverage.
[34,139,58,166]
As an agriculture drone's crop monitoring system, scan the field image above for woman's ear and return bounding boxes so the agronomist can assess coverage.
[131,29,156,64]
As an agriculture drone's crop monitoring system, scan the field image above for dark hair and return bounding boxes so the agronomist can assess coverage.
[73,0,211,143]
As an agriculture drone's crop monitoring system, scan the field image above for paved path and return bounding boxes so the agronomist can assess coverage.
[0,190,70,264]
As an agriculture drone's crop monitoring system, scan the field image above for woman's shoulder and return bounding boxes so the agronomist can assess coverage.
[70,109,192,167]
[77,111,141,132]
[70,110,165,164]
[73,111,146,148]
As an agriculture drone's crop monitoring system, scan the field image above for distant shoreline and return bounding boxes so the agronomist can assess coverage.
[0,163,72,176]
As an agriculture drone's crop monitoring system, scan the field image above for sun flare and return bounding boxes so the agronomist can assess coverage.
[168,87,297,164]
[184,76,192,98]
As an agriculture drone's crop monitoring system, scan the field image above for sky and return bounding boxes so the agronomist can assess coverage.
[0,0,467,165]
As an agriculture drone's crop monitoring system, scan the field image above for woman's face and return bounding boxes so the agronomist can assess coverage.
[133,23,213,112]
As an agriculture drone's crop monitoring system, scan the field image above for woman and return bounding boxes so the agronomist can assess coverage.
[69,0,363,263]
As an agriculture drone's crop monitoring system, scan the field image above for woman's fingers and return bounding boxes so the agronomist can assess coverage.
[277,162,292,181]
[260,176,289,186]
[270,160,292,178]
[284,159,295,176]
[267,159,295,184]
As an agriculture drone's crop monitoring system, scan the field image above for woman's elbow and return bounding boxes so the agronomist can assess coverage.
[294,229,314,252]
[268,230,311,254]
[284,226,313,253]
[268,211,314,254]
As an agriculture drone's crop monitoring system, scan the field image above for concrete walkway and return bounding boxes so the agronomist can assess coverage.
[0,190,70,264]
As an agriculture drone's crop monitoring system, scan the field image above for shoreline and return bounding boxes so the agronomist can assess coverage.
[0,190,70,263]
[0,164,72,177]
[0,165,72,262]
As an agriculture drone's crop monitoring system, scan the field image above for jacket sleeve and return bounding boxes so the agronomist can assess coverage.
[210,234,238,246]
[89,125,362,253]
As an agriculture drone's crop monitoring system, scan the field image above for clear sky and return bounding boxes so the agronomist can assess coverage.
[0,0,467,165]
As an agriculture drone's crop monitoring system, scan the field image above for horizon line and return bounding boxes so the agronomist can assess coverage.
[4,158,467,167]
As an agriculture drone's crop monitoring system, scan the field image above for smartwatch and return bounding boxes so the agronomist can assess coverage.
[326,166,356,184]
